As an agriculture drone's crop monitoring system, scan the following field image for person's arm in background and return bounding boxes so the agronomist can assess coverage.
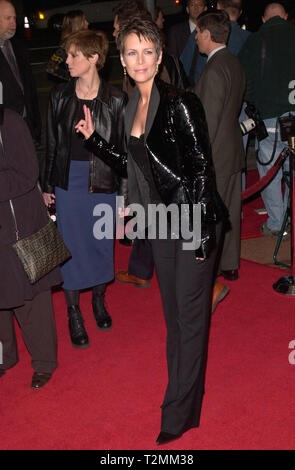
[194,66,226,149]
[42,89,57,206]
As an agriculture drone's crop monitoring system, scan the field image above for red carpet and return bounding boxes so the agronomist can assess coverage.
[242,170,267,239]
[1,245,295,450]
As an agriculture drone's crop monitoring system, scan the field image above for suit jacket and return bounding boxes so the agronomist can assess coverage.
[194,47,245,178]
[0,36,41,143]
[166,20,191,58]
[181,21,250,85]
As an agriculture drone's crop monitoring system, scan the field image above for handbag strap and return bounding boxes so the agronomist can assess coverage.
[0,106,3,155]
[0,107,20,241]
[0,104,3,126]
[9,199,20,241]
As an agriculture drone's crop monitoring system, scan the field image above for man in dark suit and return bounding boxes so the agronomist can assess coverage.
[194,10,245,292]
[167,0,207,58]
[181,0,250,85]
[0,0,41,146]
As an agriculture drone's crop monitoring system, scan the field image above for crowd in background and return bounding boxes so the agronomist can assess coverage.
[0,0,295,445]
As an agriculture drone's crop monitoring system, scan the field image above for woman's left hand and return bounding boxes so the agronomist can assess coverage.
[43,192,55,207]
[75,104,94,140]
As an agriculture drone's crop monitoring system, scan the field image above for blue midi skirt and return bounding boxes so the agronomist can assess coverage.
[55,160,116,290]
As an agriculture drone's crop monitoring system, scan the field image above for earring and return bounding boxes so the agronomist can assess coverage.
[156,64,159,74]
[123,67,127,76]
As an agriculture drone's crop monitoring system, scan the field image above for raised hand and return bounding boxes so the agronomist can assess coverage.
[75,104,95,139]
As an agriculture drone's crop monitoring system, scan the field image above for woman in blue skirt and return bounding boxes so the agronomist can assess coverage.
[43,30,127,348]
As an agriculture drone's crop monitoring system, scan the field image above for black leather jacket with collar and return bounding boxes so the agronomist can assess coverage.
[43,77,127,194]
[85,78,227,260]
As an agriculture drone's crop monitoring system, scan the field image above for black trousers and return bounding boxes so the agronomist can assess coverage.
[150,224,221,434]
[128,238,154,280]
[0,290,57,373]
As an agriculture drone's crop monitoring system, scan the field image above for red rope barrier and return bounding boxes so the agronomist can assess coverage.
[241,148,290,201]
[290,149,295,277]
[242,145,295,289]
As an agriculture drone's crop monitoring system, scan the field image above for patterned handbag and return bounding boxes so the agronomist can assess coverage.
[10,199,71,284]
[0,106,71,284]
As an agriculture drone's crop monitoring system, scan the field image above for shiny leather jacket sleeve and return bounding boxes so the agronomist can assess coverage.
[172,91,219,259]
[85,130,128,178]
[109,91,128,203]
[44,87,58,193]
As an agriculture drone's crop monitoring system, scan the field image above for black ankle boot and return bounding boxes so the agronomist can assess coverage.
[67,306,90,348]
[92,295,112,331]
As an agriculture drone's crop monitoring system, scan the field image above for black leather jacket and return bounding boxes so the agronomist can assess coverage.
[85,79,226,259]
[43,78,127,194]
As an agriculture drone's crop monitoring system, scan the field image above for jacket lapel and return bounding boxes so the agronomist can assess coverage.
[124,80,160,147]
[124,86,140,147]
[144,80,160,142]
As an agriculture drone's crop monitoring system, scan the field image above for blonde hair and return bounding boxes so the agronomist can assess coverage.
[61,10,87,43]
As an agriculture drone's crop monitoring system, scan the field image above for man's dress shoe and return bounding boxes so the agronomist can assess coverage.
[211,282,230,313]
[0,369,6,378]
[115,270,150,288]
[221,269,239,281]
[31,372,52,390]
[156,432,183,445]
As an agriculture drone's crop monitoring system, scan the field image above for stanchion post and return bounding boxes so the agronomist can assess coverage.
[290,138,295,278]
[273,136,295,295]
